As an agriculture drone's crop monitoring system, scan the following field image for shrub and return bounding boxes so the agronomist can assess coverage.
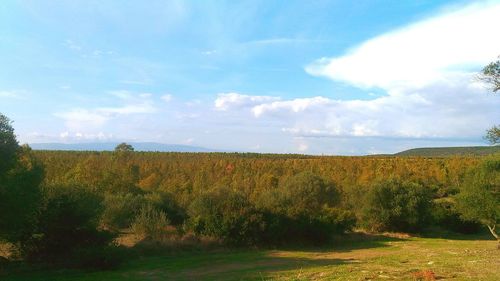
[361,179,432,232]
[18,185,120,269]
[455,156,499,243]
[0,145,43,244]
[256,172,354,244]
[131,204,170,241]
[187,187,265,245]
[432,200,481,234]
[101,192,146,230]
[143,192,186,226]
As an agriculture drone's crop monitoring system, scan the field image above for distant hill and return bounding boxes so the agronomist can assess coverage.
[28,142,217,152]
[395,146,500,157]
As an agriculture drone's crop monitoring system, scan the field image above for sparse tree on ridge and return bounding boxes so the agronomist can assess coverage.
[115,142,134,152]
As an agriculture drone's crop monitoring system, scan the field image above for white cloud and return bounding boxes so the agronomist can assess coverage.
[0,90,26,99]
[252,96,331,117]
[305,1,500,90]
[64,39,82,51]
[243,78,499,139]
[161,94,172,102]
[54,109,110,130]
[214,92,280,111]
[201,50,217,55]
[55,91,157,131]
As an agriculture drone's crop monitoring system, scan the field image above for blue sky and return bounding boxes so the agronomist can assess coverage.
[0,0,499,154]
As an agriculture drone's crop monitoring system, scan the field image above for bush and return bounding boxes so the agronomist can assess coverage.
[19,186,120,269]
[101,192,146,230]
[187,187,265,246]
[143,192,186,226]
[432,200,481,234]
[256,172,354,244]
[361,179,432,232]
[0,145,43,244]
[455,156,500,242]
[131,204,170,241]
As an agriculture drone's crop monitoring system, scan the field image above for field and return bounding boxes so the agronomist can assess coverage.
[3,233,498,281]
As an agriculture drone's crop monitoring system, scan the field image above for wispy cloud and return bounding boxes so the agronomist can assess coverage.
[214,92,280,111]
[161,94,173,102]
[0,90,27,99]
[55,91,157,131]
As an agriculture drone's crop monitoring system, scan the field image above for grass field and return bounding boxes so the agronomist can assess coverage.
[2,232,498,281]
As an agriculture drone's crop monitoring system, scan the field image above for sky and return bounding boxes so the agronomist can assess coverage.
[0,0,499,155]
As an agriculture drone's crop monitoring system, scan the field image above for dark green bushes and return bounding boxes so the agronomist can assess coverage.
[131,204,170,240]
[256,172,355,245]
[0,145,43,244]
[361,179,432,232]
[19,186,121,269]
[432,200,481,234]
[186,173,355,246]
[455,156,500,242]
[101,192,146,230]
[187,187,265,245]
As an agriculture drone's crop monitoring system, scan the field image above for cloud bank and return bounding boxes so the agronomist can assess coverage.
[305,1,500,90]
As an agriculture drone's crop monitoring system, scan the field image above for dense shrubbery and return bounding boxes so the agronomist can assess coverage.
[101,192,146,230]
[256,172,355,244]
[18,185,120,269]
[185,173,356,246]
[1,113,122,269]
[0,145,43,244]
[131,204,170,241]
[361,179,433,232]
[431,200,481,234]
[188,186,265,245]
[455,156,499,243]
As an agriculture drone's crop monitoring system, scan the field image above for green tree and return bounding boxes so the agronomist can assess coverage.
[456,157,500,248]
[478,58,500,93]
[485,125,499,145]
[114,142,134,152]
[0,113,19,175]
[188,186,264,245]
[20,185,119,268]
[361,179,432,232]
[478,58,500,144]
[0,113,43,244]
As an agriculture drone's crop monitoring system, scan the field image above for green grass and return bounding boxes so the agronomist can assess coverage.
[2,233,499,281]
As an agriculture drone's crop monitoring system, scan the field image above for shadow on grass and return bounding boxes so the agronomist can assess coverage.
[272,232,407,253]
[1,250,355,281]
[0,232,401,281]
[418,227,494,241]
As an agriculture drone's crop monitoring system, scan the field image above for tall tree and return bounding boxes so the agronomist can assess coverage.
[0,113,43,243]
[0,114,18,176]
[114,142,134,152]
[478,58,500,93]
[456,157,500,248]
[479,57,500,144]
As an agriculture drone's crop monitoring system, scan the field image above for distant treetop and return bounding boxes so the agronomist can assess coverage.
[115,142,134,152]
